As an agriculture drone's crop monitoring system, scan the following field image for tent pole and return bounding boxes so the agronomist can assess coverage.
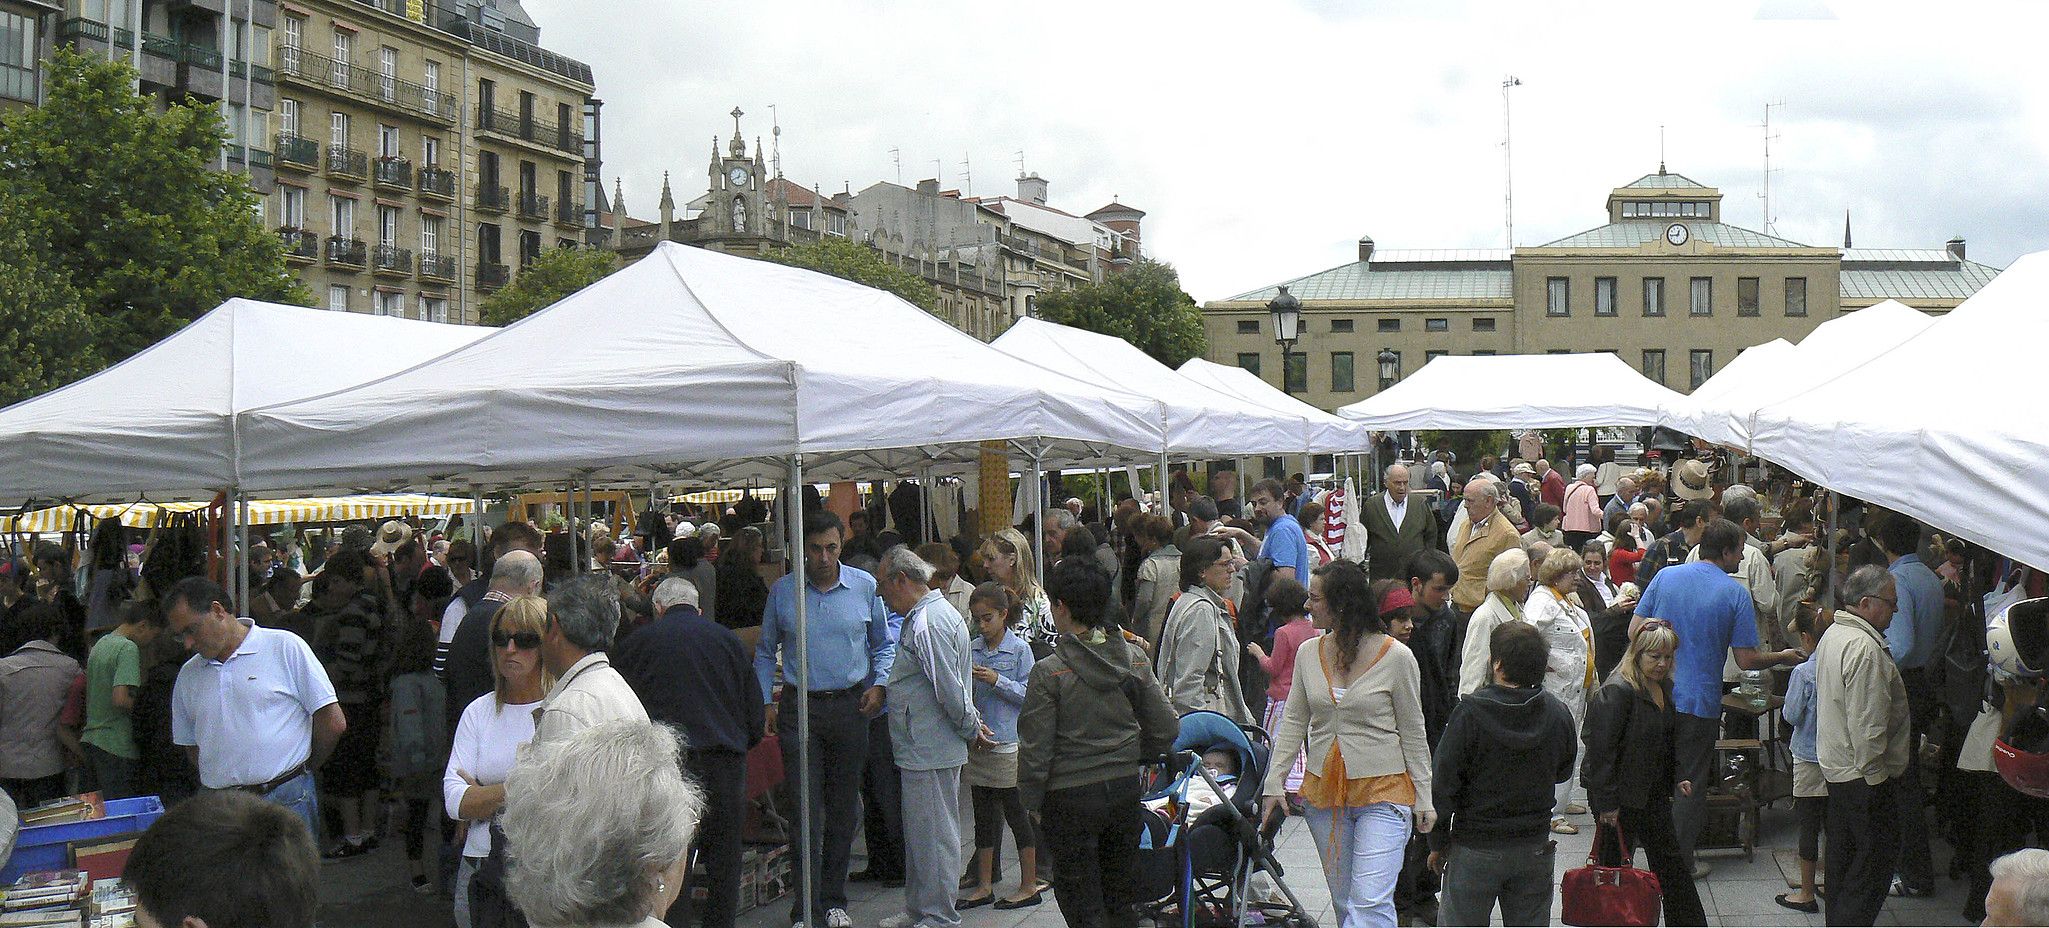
[1822,489,1842,609]
[1157,452,1172,524]
[582,476,594,564]
[235,490,250,614]
[1029,453,1045,594]
[784,453,815,928]
[918,466,932,547]
[470,487,485,551]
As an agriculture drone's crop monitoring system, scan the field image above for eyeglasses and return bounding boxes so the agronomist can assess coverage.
[491,629,541,650]
[1862,595,1899,607]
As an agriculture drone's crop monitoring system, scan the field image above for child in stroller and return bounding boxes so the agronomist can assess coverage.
[1137,710,1316,928]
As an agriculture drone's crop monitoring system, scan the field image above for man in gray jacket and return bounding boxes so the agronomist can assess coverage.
[875,546,984,928]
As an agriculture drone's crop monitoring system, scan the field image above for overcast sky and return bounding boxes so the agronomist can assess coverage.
[524,0,2049,303]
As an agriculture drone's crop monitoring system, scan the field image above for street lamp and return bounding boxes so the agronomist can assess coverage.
[1377,347,1400,391]
[1268,285,1302,394]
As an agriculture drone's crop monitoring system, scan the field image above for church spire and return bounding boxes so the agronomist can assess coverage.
[658,172,674,240]
[728,106,747,158]
[1843,209,1852,249]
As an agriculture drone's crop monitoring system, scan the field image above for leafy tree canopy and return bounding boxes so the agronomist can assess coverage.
[479,246,619,325]
[0,49,306,405]
[759,236,938,312]
[1033,258,1205,368]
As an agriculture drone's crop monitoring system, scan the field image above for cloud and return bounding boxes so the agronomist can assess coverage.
[524,0,2049,302]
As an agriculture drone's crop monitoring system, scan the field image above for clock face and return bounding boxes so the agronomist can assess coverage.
[729,166,750,187]
[1666,223,1689,246]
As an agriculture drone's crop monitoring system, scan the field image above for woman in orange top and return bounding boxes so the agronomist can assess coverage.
[1261,559,1435,928]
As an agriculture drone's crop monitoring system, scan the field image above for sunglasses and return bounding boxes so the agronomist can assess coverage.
[491,629,542,650]
[1634,618,1673,637]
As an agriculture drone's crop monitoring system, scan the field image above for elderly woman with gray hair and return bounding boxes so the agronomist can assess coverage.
[1455,548,1533,697]
[1560,463,1605,552]
[502,719,705,928]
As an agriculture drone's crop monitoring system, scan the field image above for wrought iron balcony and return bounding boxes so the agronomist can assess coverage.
[516,191,550,221]
[476,262,510,290]
[555,200,585,227]
[274,44,456,125]
[279,227,318,261]
[418,252,457,281]
[371,244,413,275]
[274,134,319,169]
[373,156,413,189]
[475,183,510,212]
[326,146,368,180]
[474,105,580,156]
[417,167,456,200]
[325,235,367,268]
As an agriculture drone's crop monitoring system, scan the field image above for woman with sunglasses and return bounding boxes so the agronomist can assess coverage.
[1579,620,1706,925]
[443,595,556,928]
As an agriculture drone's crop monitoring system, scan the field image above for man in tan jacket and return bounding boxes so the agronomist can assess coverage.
[1450,480,1520,618]
[1816,565,1910,927]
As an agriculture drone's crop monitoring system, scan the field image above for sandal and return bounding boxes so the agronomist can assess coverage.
[1550,818,1579,835]
[1889,878,1932,898]
[1775,894,1819,914]
[957,894,994,910]
[994,891,1044,910]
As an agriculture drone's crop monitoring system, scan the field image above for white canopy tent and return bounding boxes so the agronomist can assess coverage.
[1681,300,1933,451]
[240,243,1170,494]
[1656,338,1797,447]
[1175,357,1373,450]
[990,317,1332,456]
[1335,352,1683,430]
[1747,252,2049,569]
[0,299,490,502]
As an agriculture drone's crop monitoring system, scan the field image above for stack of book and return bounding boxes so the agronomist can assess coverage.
[86,880,136,928]
[15,795,103,828]
[0,869,90,926]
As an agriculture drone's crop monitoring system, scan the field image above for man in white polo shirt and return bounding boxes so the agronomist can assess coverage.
[165,576,346,835]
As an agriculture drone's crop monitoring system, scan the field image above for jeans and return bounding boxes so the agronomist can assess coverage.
[453,855,483,928]
[672,749,747,928]
[860,713,905,879]
[1825,777,1901,926]
[899,766,965,928]
[1041,776,1143,928]
[205,771,321,844]
[1670,711,1719,870]
[1302,802,1412,928]
[85,745,137,800]
[1595,801,1705,926]
[778,689,869,923]
[1436,840,1555,927]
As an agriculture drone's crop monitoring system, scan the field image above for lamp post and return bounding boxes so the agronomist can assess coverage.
[1373,347,1400,490]
[1268,285,1302,395]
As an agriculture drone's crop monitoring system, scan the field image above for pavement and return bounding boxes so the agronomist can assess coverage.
[319,791,1983,928]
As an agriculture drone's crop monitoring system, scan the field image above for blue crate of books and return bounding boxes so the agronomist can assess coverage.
[3,796,164,884]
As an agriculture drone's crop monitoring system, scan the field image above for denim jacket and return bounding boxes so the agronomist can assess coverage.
[971,630,1034,748]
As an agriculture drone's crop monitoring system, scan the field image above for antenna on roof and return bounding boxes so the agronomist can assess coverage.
[1501,76,1521,249]
[770,104,782,180]
[1014,150,1026,178]
[1658,125,1665,175]
[890,147,901,184]
[1760,101,1784,235]
[961,152,972,198]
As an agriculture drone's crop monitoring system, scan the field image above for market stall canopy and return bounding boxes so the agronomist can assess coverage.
[1334,352,1683,430]
[1748,252,2049,569]
[3,493,477,534]
[1175,357,1373,450]
[0,300,490,502]
[240,243,1169,493]
[1657,338,1796,446]
[990,318,1327,456]
[1685,300,1933,451]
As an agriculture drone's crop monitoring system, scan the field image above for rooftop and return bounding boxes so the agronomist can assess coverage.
[1620,172,1712,190]
[1842,260,2002,302]
[1537,221,1810,250]
[1226,261,1512,303]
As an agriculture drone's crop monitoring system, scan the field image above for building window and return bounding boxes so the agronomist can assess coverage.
[1236,320,1258,335]
[1237,353,1261,377]
[1785,277,1808,317]
[374,290,403,317]
[1425,318,1448,332]
[790,209,811,230]
[420,214,441,255]
[279,186,305,228]
[378,123,399,159]
[1738,277,1760,316]
[1643,277,1666,316]
[377,205,399,246]
[1331,352,1355,392]
[1377,318,1400,333]
[1595,277,1617,316]
[422,296,447,324]
[329,195,354,236]
[1284,352,1307,394]
[828,212,845,235]
[327,284,349,313]
[1331,318,1354,333]
[422,60,440,117]
[378,46,397,102]
[423,136,440,167]
[330,111,349,149]
[1473,349,1497,356]
[279,98,299,137]
[1425,349,1449,365]
[518,230,542,267]
[1641,349,1666,385]
[0,13,36,102]
[1690,277,1713,316]
[330,31,352,87]
[1547,277,1570,316]
[1621,201,1636,218]
[1689,350,1714,389]
[1473,318,1496,332]
[477,222,501,264]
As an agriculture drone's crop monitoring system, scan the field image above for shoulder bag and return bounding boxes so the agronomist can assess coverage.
[1561,820,1662,927]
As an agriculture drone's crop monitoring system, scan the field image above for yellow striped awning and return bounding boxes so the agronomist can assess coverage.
[3,494,477,534]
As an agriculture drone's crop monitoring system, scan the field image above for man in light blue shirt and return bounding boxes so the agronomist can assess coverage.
[754,510,895,928]
[1875,515,1943,897]
[1247,479,1310,583]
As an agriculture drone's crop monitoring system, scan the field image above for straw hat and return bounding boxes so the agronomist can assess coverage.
[1672,459,1714,501]
[369,520,415,557]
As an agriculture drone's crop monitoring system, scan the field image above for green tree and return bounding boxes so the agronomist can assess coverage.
[759,236,938,312]
[1033,258,1205,368]
[479,246,620,325]
[0,49,305,404]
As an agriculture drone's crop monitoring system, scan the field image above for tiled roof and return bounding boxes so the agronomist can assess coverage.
[1621,172,1711,189]
[1370,249,1513,264]
[1226,262,1512,303]
[1841,260,2002,301]
[1841,248,1954,264]
[1537,221,1810,249]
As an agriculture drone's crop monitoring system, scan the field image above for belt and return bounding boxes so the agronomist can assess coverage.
[232,764,309,796]
[783,683,864,700]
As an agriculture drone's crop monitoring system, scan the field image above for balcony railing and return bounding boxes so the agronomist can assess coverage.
[371,244,413,274]
[475,183,509,212]
[274,44,457,125]
[418,252,457,281]
[325,235,367,268]
[226,145,272,169]
[326,146,368,180]
[279,228,318,261]
[475,105,580,155]
[516,191,550,220]
[229,59,275,83]
[274,134,319,169]
[417,167,456,199]
[476,262,510,290]
[373,156,413,189]
[555,200,585,227]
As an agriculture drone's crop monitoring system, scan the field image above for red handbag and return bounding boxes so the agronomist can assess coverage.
[1561,821,1664,927]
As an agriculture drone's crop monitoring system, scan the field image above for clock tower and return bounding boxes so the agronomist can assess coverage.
[707,106,767,237]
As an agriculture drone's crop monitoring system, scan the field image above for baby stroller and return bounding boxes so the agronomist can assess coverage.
[1136,710,1316,928]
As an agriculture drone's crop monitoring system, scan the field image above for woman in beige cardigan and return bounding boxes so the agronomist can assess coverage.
[1261,559,1435,928]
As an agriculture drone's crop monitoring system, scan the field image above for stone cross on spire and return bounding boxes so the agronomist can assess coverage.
[728,106,747,158]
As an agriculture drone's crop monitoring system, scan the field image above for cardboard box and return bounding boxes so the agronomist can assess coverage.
[755,844,791,906]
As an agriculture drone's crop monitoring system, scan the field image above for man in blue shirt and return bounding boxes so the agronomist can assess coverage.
[754,510,896,928]
[1876,515,1943,897]
[1632,519,1805,877]
[1248,479,1311,583]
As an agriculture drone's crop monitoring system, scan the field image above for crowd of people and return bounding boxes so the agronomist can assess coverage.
[4,448,2049,928]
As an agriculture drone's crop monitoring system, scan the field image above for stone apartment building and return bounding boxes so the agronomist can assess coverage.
[1,2,60,113]
[1203,170,2002,410]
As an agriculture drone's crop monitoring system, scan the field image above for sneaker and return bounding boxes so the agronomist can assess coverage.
[1692,860,1712,880]
[877,914,917,928]
[827,908,854,928]
[1889,878,1933,898]
[1549,818,1579,835]
[1564,802,1589,816]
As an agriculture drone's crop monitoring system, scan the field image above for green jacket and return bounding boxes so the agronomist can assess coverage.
[1017,627,1179,815]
